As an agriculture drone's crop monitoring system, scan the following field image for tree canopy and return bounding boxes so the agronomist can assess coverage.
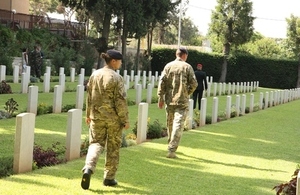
[209,0,254,82]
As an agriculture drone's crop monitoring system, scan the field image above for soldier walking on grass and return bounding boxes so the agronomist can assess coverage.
[81,49,129,190]
[157,47,197,158]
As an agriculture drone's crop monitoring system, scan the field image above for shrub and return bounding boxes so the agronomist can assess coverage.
[273,166,299,195]
[33,142,66,168]
[206,115,212,124]
[0,110,9,119]
[0,80,12,94]
[4,98,18,118]
[37,103,52,115]
[121,133,127,147]
[80,136,89,157]
[61,104,76,112]
[147,119,165,139]
[0,157,13,178]
[132,118,166,139]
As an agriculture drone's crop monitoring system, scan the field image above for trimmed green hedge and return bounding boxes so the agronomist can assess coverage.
[151,48,298,89]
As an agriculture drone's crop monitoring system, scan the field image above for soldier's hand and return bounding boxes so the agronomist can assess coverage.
[86,117,91,125]
[158,101,164,109]
[123,122,130,129]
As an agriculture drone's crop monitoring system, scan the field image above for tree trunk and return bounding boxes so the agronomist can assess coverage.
[297,55,300,87]
[136,37,141,73]
[147,27,154,71]
[96,13,111,69]
[219,43,230,82]
[102,13,111,40]
[122,11,128,70]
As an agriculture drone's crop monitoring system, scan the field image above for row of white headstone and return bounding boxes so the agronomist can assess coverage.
[14,84,300,174]
[13,109,82,174]
[1,64,260,97]
[135,87,300,145]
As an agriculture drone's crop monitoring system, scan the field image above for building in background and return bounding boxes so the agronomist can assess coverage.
[0,0,30,14]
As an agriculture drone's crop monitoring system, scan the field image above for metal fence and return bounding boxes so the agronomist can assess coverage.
[0,9,86,40]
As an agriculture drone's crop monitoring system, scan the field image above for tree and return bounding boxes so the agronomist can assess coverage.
[30,0,59,15]
[209,0,254,82]
[286,14,300,87]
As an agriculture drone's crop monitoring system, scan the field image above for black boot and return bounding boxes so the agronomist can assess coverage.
[103,179,118,186]
[81,169,92,190]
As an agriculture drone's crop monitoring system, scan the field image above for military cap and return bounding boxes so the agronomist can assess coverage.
[107,49,123,60]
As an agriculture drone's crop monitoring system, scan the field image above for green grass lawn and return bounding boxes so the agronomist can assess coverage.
[0,99,299,194]
[1,78,299,194]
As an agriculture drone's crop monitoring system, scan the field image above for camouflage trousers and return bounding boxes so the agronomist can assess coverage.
[82,119,123,180]
[165,105,188,152]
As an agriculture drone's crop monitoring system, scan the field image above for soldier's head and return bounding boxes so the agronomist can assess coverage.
[176,47,188,61]
[101,50,123,70]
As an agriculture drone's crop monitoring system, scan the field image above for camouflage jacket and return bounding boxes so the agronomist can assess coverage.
[157,57,197,107]
[86,66,129,125]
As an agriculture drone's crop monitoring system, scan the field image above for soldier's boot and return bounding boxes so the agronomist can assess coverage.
[166,151,177,158]
[81,169,92,190]
[103,179,118,186]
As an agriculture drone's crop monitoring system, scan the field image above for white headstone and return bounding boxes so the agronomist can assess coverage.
[135,84,142,105]
[13,113,35,174]
[59,74,65,92]
[0,65,6,82]
[65,109,83,161]
[212,97,218,124]
[188,99,193,129]
[21,73,28,93]
[13,65,19,83]
[270,91,274,107]
[146,84,152,104]
[27,86,38,114]
[200,98,207,126]
[130,70,134,82]
[219,83,222,96]
[78,74,84,85]
[59,67,64,75]
[226,96,231,119]
[241,94,246,115]
[142,75,147,89]
[53,85,62,113]
[136,103,148,144]
[43,73,50,93]
[70,67,75,82]
[46,66,51,77]
[213,83,217,96]
[76,85,84,109]
[236,95,240,117]
[259,92,263,110]
[249,93,254,113]
[207,83,211,97]
[264,92,269,109]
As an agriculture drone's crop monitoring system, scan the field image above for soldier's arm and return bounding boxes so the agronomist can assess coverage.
[187,66,197,95]
[85,77,92,122]
[204,72,208,90]
[114,77,129,126]
[157,70,166,104]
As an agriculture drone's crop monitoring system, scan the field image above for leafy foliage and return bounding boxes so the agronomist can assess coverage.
[4,98,18,118]
[0,81,12,94]
[273,167,299,195]
[209,0,254,82]
[132,118,167,139]
[0,157,13,178]
[33,142,66,168]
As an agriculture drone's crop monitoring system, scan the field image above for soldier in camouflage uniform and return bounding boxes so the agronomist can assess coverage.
[81,50,129,190]
[28,45,43,79]
[157,47,197,158]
